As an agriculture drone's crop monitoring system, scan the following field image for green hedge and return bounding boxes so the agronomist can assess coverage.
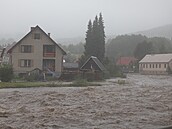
[0,64,13,82]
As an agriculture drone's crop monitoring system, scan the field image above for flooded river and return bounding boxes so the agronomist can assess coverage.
[0,74,172,129]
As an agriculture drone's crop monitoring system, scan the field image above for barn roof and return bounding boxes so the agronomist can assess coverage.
[80,56,106,71]
[139,53,172,63]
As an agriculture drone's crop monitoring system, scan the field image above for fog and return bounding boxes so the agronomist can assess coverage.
[0,0,172,39]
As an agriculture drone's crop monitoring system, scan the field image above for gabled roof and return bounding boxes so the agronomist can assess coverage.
[7,25,66,55]
[139,53,172,63]
[80,56,106,71]
[116,57,137,66]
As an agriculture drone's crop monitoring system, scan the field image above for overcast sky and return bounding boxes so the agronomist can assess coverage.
[0,0,172,39]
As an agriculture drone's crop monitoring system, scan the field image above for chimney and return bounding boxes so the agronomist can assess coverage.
[48,33,50,37]
[31,27,35,31]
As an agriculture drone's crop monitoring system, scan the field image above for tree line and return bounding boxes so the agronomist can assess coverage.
[61,34,172,64]
[106,35,172,61]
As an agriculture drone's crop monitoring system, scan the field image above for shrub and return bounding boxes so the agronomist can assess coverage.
[105,62,122,77]
[114,72,127,78]
[0,64,13,82]
[25,73,41,82]
[117,80,126,85]
[72,79,89,86]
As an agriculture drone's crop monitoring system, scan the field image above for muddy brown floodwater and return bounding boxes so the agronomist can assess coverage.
[0,74,172,129]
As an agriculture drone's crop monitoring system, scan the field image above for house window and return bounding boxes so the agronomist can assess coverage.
[20,59,32,67]
[153,64,154,68]
[21,45,32,53]
[43,59,55,71]
[159,64,161,68]
[34,33,40,39]
[150,64,151,68]
[43,45,55,57]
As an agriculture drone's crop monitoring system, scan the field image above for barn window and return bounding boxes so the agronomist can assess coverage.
[164,64,167,68]
[156,64,158,68]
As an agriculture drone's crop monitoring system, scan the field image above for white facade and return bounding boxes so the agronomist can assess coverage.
[7,26,66,75]
[139,54,172,75]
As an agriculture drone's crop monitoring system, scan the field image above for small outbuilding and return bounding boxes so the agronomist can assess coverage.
[60,62,79,80]
[63,62,79,73]
[116,56,138,72]
[80,56,106,80]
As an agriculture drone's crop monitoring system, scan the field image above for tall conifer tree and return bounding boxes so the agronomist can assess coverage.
[98,13,105,61]
[83,13,106,63]
[92,15,99,57]
[84,20,93,57]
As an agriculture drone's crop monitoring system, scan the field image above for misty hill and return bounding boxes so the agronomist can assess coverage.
[135,24,172,39]
[57,37,85,45]
[57,35,116,45]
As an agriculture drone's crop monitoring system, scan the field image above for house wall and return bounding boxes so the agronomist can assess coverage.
[169,60,172,69]
[139,62,169,75]
[10,28,63,75]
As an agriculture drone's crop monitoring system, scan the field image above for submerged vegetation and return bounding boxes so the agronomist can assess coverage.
[0,80,101,89]
[0,82,46,88]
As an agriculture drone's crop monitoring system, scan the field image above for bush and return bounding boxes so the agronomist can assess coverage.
[72,79,89,86]
[25,73,42,82]
[0,64,13,82]
[104,59,127,78]
[114,72,127,78]
[105,62,121,77]
[117,79,126,85]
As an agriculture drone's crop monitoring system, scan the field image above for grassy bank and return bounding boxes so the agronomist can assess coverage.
[0,81,101,89]
[0,82,46,88]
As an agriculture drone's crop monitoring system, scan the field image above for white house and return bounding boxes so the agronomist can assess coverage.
[139,54,172,75]
[7,25,66,76]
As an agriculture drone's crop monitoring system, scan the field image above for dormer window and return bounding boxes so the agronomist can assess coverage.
[34,33,40,39]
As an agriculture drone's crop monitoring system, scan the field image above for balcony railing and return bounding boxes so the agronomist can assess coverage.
[43,52,55,57]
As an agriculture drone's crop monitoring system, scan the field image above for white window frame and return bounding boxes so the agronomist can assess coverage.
[20,59,32,67]
[21,45,32,53]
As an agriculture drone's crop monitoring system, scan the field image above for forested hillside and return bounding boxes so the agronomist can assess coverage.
[135,24,172,39]
[106,35,147,60]
[106,35,172,61]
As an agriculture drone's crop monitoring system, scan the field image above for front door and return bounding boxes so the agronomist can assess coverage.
[43,59,55,72]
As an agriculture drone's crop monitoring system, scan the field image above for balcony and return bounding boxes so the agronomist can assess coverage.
[43,52,55,57]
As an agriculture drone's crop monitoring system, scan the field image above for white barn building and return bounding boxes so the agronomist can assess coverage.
[139,54,172,75]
